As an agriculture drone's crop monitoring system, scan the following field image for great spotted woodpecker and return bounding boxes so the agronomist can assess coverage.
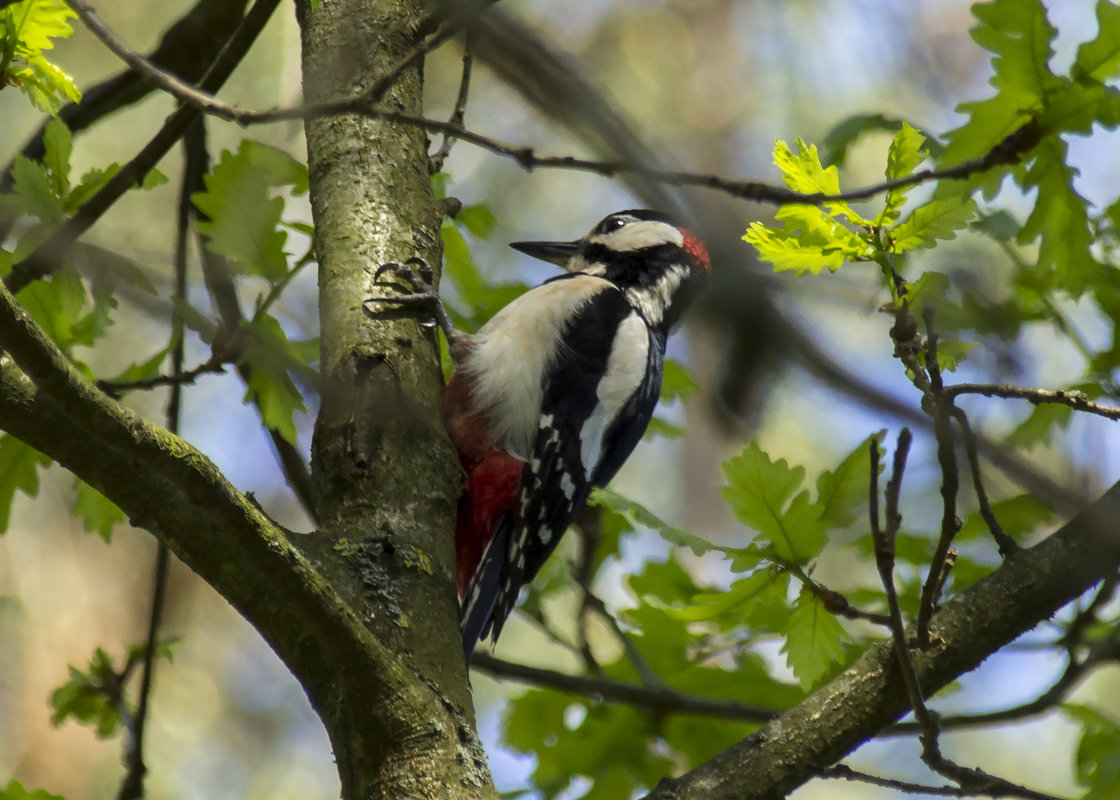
[376,210,711,659]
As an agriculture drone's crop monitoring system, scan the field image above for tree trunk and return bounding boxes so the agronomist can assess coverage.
[297,0,494,796]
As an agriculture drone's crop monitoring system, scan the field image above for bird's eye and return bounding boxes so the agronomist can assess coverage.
[597,216,629,235]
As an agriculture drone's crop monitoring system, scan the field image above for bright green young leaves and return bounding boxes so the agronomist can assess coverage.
[745,125,975,277]
[0,0,81,114]
[744,139,870,274]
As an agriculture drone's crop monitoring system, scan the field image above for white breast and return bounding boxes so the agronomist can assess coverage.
[460,275,613,458]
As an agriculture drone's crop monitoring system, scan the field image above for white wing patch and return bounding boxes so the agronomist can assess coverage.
[579,312,650,478]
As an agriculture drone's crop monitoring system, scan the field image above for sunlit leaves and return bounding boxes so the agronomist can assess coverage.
[0,0,81,114]
[879,122,928,226]
[1073,1,1120,82]
[720,436,874,570]
[890,196,976,252]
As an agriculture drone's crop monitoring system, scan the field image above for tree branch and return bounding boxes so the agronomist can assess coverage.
[946,383,1120,421]
[58,0,1041,210]
[6,0,283,293]
[641,477,1120,800]
[471,653,777,723]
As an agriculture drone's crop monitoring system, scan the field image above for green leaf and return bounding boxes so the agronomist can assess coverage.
[10,155,64,222]
[939,0,1058,170]
[590,487,712,557]
[0,434,50,533]
[49,647,125,738]
[0,781,66,800]
[720,443,826,563]
[1065,704,1120,800]
[821,112,902,166]
[775,138,840,195]
[441,220,529,328]
[782,586,848,690]
[891,196,976,251]
[772,138,866,223]
[42,116,71,197]
[746,204,869,275]
[816,432,884,528]
[878,122,928,225]
[72,479,125,542]
[193,141,308,281]
[457,203,497,239]
[1017,137,1097,295]
[1006,402,1073,447]
[3,0,77,52]
[932,339,978,372]
[65,164,116,210]
[957,494,1051,544]
[239,315,311,445]
[17,265,86,350]
[1,0,82,114]
[660,358,699,403]
[1073,1,1120,82]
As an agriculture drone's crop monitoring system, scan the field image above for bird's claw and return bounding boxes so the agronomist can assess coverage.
[366,257,458,346]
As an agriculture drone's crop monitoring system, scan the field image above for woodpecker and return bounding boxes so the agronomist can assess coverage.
[375,210,711,660]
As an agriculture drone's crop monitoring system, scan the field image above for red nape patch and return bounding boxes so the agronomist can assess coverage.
[455,450,523,598]
[681,229,712,272]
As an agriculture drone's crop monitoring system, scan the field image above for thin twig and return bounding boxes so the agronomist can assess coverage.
[885,633,1120,735]
[60,0,1042,210]
[116,119,201,800]
[7,0,284,293]
[97,355,227,397]
[946,383,1120,421]
[820,764,976,797]
[873,428,1071,800]
[917,308,960,648]
[429,37,473,174]
[950,407,1018,557]
[471,653,778,723]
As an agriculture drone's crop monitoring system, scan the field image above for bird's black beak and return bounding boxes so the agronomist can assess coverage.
[509,239,580,267]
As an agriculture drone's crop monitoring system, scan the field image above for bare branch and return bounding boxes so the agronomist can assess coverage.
[97,355,227,397]
[428,38,473,174]
[471,653,778,724]
[60,0,1042,209]
[6,0,284,293]
[946,383,1120,421]
[918,308,961,648]
[951,407,1018,557]
[821,764,1069,799]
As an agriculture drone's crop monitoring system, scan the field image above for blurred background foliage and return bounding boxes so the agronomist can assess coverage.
[1,1,1118,799]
